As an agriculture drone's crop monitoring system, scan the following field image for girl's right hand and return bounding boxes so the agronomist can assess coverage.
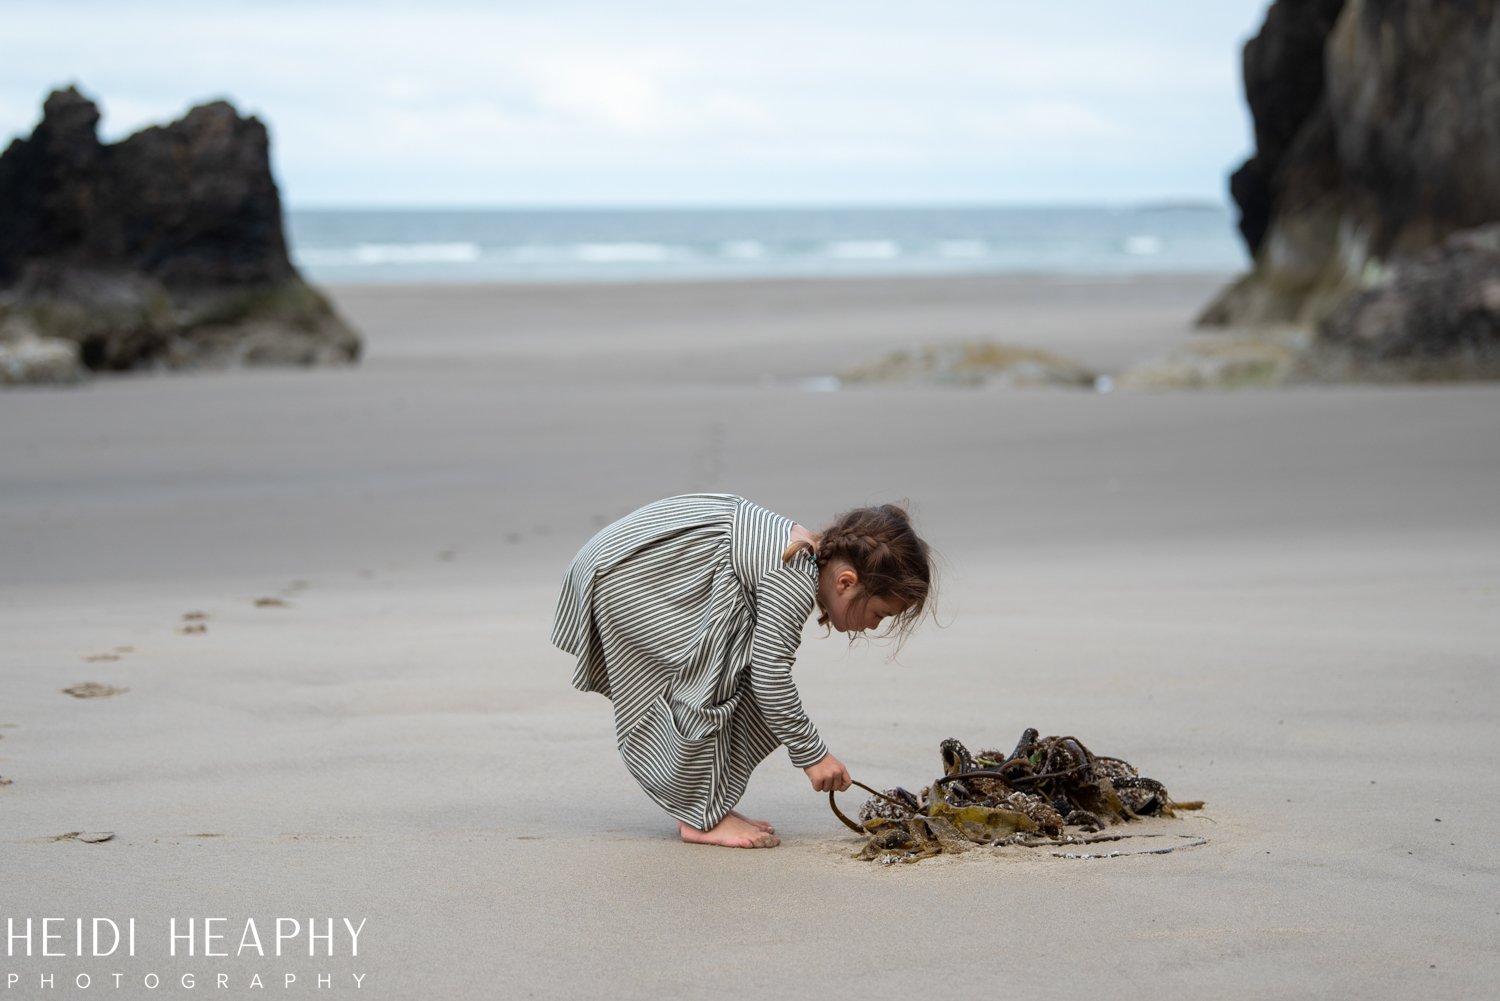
[804,752,852,792]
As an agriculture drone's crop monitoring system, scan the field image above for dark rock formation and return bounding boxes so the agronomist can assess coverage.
[1305,225,1500,380]
[1228,0,1347,259]
[0,85,359,375]
[1202,0,1500,380]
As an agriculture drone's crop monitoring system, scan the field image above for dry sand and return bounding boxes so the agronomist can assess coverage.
[1,274,1496,999]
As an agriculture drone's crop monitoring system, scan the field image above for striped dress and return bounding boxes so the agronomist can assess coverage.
[551,494,828,830]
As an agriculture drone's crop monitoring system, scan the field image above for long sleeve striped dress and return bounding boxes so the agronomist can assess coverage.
[551,494,828,830]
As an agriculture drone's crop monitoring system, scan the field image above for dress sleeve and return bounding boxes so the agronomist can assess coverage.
[749,562,829,768]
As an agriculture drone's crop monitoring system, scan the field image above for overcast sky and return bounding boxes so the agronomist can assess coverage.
[1,0,1271,208]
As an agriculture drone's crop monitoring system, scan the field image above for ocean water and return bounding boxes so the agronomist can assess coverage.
[286,205,1248,285]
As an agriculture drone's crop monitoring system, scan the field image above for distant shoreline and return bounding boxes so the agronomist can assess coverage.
[320,269,1242,295]
[286,200,1236,213]
[317,270,1234,383]
[287,204,1248,287]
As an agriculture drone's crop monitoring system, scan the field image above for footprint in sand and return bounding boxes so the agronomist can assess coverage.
[50,831,115,843]
[0,776,12,787]
[254,597,290,608]
[63,683,128,699]
[177,624,207,635]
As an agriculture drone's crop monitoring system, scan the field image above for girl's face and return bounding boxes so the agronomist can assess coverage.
[842,593,906,635]
[821,563,906,634]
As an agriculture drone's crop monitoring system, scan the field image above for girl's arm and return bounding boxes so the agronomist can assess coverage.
[748,564,829,769]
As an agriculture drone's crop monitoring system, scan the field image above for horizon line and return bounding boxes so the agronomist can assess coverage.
[284,198,1235,213]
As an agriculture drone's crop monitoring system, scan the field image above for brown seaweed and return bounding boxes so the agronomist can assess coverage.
[835,730,1205,864]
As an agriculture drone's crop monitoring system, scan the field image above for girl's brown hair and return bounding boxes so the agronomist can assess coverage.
[783,502,936,645]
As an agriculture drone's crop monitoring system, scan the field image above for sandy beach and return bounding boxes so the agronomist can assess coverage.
[2,273,1497,999]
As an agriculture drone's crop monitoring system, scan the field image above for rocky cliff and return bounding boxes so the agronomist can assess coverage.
[1203,0,1500,379]
[0,86,359,378]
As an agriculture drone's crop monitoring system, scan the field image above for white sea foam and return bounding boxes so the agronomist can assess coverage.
[570,242,689,263]
[720,240,767,259]
[350,242,482,264]
[1123,235,1162,256]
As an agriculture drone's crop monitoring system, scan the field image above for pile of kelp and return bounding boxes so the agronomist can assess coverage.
[832,729,1205,864]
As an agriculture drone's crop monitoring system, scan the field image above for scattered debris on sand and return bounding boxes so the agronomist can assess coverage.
[62,682,128,699]
[834,730,1204,864]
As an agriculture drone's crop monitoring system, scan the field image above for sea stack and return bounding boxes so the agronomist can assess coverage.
[1201,0,1500,381]
[0,85,360,382]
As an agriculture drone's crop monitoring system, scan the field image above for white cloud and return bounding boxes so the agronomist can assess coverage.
[523,54,680,134]
[0,0,1270,204]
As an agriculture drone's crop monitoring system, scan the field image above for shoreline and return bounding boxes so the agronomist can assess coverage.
[319,271,1235,381]
[320,268,1239,295]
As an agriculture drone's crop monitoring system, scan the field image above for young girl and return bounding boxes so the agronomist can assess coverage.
[552,493,935,849]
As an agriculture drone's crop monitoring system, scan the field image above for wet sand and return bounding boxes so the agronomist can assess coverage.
[2,274,1497,998]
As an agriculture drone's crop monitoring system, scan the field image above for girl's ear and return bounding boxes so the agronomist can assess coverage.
[838,567,859,592]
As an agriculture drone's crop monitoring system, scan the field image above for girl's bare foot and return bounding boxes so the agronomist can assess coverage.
[678,816,780,848]
[729,810,775,834]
